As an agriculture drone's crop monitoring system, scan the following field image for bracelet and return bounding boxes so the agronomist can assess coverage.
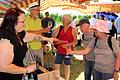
[114,70,119,72]
[26,69,28,74]
[34,35,38,40]
[25,68,28,74]
[56,77,60,79]
[37,36,42,41]
[34,35,42,41]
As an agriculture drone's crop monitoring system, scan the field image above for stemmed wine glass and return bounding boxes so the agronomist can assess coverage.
[65,41,71,59]
[48,21,52,28]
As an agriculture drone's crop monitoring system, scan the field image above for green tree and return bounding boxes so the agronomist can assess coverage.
[82,15,91,20]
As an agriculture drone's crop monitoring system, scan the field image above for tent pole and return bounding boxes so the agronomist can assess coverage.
[38,0,40,6]
[37,0,40,18]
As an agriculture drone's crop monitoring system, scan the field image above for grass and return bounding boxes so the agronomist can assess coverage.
[61,45,84,80]
[64,59,84,80]
[44,45,85,80]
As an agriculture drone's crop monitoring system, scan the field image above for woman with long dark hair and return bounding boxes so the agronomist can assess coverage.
[0,7,36,80]
[0,8,57,80]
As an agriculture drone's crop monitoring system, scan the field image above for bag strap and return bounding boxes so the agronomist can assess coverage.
[108,36,113,51]
[82,34,84,40]
[94,36,113,51]
[82,32,96,40]
[93,32,96,37]
[94,37,98,48]
[56,25,63,38]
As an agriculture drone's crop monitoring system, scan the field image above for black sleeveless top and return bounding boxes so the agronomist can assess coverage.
[0,29,27,80]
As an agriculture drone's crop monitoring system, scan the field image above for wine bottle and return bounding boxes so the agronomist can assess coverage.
[22,74,28,80]
[29,73,34,80]
[45,62,49,70]
[48,61,52,71]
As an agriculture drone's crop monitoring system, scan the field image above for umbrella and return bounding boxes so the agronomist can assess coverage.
[95,12,118,20]
[40,0,87,11]
[0,0,36,13]
[86,2,120,13]
[0,0,90,13]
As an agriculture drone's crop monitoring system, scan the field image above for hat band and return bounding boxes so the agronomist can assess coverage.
[30,5,39,9]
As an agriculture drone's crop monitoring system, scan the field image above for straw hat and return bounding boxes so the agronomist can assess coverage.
[28,2,39,9]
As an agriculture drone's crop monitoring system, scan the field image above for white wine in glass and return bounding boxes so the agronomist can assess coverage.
[48,21,52,28]
[65,42,71,59]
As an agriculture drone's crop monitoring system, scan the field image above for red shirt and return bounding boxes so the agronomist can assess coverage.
[57,26,74,54]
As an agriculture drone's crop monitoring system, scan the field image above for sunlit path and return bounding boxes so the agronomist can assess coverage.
[75,72,84,80]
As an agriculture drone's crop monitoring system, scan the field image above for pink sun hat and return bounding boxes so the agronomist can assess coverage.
[92,20,109,33]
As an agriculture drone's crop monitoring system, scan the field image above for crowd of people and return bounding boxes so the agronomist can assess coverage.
[0,1,120,80]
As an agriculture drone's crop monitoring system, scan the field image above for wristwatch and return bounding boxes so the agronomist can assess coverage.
[114,70,119,72]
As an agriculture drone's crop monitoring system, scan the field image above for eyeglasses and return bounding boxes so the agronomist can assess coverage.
[17,21,25,23]
[32,9,40,12]
[35,10,40,12]
[80,24,89,27]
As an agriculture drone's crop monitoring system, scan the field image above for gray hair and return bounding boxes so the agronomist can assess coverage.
[62,14,72,25]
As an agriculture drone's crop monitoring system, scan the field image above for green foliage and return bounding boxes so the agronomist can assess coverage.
[50,13,62,26]
[48,13,91,27]
[39,13,44,19]
[73,15,91,21]
[82,15,91,20]
[78,15,83,20]
[73,15,77,20]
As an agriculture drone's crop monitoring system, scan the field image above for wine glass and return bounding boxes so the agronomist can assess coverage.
[48,21,52,28]
[65,42,71,59]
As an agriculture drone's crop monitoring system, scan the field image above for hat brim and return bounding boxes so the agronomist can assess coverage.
[29,5,39,9]
[91,27,110,33]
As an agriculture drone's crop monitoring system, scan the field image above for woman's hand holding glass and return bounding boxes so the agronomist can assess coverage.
[113,72,119,80]
[48,38,59,44]
[48,21,52,28]
[26,63,36,73]
[66,44,73,55]
[64,42,72,58]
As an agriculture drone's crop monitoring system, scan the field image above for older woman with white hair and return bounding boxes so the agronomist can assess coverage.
[52,14,77,80]
[68,20,120,80]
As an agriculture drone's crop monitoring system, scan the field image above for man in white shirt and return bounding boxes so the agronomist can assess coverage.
[115,16,120,33]
[89,15,98,28]
[106,18,112,30]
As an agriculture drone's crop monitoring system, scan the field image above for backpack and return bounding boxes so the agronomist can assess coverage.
[82,32,96,40]
[56,25,63,38]
[54,25,63,48]
[94,36,113,51]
